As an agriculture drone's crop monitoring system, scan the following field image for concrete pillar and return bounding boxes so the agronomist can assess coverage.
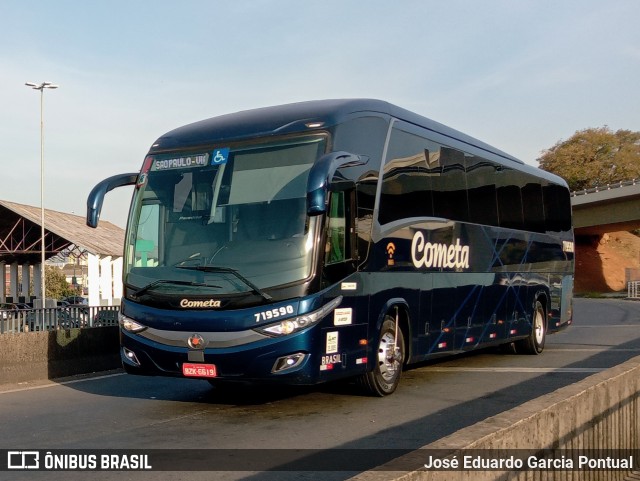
[21,263,30,300]
[9,263,18,300]
[112,257,123,304]
[33,264,42,303]
[0,262,5,303]
[87,254,100,307]
[99,256,113,306]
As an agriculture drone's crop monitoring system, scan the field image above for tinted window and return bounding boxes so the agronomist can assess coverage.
[333,116,388,224]
[377,123,570,234]
[521,181,545,233]
[379,127,438,224]
[496,167,524,230]
[543,183,572,232]
[431,147,469,222]
[357,177,377,217]
[333,116,388,169]
[467,156,499,226]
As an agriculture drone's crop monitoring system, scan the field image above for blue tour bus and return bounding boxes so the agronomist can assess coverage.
[87,99,573,396]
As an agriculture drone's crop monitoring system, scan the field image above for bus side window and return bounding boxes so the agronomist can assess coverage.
[432,147,469,222]
[543,183,572,233]
[467,156,499,226]
[326,191,347,264]
[496,167,525,230]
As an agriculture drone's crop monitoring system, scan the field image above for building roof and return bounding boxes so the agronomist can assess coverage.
[0,200,124,265]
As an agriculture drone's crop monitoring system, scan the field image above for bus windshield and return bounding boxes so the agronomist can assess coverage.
[124,136,327,298]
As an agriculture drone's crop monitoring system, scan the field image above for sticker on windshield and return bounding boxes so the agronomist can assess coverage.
[211,148,230,165]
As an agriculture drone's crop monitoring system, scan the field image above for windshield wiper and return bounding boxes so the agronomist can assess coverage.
[132,279,222,299]
[175,265,273,302]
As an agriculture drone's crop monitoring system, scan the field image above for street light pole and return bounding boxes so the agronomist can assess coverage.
[25,81,58,308]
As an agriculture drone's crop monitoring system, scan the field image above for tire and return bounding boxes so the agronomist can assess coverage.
[359,315,405,396]
[516,300,546,355]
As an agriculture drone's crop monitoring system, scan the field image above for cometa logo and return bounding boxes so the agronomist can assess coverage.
[180,299,222,308]
[411,232,470,270]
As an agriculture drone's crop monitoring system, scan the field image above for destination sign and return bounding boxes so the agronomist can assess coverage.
[152,153,209,171]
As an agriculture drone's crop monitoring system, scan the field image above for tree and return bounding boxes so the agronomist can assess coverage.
[538,127,640,191]
[45,266,76,300]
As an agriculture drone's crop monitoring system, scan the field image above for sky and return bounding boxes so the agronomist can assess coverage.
[1,0,639,228]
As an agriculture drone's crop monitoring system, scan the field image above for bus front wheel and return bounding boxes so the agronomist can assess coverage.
[359,315,404,396]
[516,300,546,355]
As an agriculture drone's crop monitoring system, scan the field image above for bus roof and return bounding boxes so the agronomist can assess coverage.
[149,99,523,163]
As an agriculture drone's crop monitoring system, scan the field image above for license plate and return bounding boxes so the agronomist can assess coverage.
[182,363,217,378]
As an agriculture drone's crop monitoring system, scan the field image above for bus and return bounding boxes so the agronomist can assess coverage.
[86,99,573,396]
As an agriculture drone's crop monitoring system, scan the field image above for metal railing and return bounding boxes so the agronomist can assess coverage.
[628,281,640,299]
[0,306,120,334]
[571,178,640,197]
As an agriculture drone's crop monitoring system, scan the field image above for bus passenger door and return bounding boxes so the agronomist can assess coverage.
[319,188,369,376]
[322,187,357,283]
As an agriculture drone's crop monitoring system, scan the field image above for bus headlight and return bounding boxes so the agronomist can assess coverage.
[120,314,147,333]
[254,296,342,337]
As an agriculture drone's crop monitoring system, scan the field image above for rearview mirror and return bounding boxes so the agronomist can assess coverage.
[86,173,138,227]
[306,152,367,215]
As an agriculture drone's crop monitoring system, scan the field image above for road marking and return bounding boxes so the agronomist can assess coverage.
[548,348,640,352]
[571,325,640,328]
[0,372,126,395]
[423,367,605,373]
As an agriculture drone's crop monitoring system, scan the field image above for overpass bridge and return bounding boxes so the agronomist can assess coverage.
[571,179,640,236]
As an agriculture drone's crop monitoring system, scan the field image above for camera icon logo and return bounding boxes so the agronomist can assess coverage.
[7,451,40,469]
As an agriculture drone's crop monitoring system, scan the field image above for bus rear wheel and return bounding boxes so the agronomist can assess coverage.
[516,300,546,355]
[359,316,404,396]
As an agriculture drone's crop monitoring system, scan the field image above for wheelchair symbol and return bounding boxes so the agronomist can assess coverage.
[212,148,229,164]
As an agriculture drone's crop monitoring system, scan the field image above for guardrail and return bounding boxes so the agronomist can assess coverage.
[350,356,640,480]
[571,178,640,197]
[0,306,120,334]
[628,281,640,299]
